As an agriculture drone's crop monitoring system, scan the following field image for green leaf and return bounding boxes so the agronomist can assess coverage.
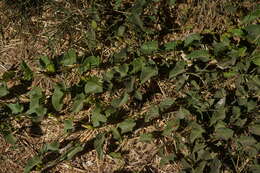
[0,83,9,97]
[169,61,186,78]
[79,56,100,73]
[140,41,158,54]
[118,118,136,134]
[229,28,245,37]
[7,103,24,114]
[214,127,234,140]
[67,144,83,160]
[237,135,257,146]
[210,107,226,126]
[84,78,103,94]
[86,29,97,49]
[20,61,33,81]
[71,93,85,113]
[91,105,107,127]
[130,57,145,74]
[26,87,47,118]
[189,122,205,143]
[223,71,238,78]
[3,132,17,145]
[145,106,159,122]
[39,56,55,73]
[24,155,42,173]
[209,158,221,173]
[139,133,154,142]
[115,64,129,78]
[245,24,260,44]
[109,152,123,159]
[111,127,121,141]
[164,41,178,51]
[162,118,180,136]
[249,124,260,136]
[94,133,106,159]
[117,25,126,37]
[177,107,190,119]
[134,89,143,100]
[250,164,260,173]
[125,76,135,93]
[186,50,210,62]
[194,161,207,173]
[140,65,158,84]
[41,141,60,153]
[184,33,202,47]
[111,93,129,108]
[129,13,145,31]
[252,53,260,67]
[175,74,188,91]
[61,49,77,66]
[242,9,260,24]
[64,119,74,133]
[113,48,127,63]
[213,41,229,56]
[159,97,175,112]
[52,85,64,111]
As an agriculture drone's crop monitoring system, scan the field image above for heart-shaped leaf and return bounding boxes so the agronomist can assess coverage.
[118,118,136,134]
[145,106,159,122]
[20,61,33,81]
[84,78,103,94]
[79,56,100,74]
[94,133,106,159]
[140,65,158,84]
[91,105,107,127]
[214,127,234,140]
[184,33,202,47]
[111,93,129,108]
[52,85,64,111]
[189,122,205,143]
[0,83,9,97]
[249,124,260,136]
[169,61,187,78]
[71,93,85,113]
[186,50,210,62]
[61,49,77,66]
[24,155,42,173]
[67,144,83,160]
[3,132,17,145]
[64,119,74,133]
[140,41,158,54]
[7,103,24,114]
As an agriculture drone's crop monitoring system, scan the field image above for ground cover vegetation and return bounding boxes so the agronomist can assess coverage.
[0,0,259,172]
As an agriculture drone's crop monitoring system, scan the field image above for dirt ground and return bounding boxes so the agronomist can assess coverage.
[0,0,258,172]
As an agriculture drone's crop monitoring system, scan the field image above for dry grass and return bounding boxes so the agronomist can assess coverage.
[0,0,258,172]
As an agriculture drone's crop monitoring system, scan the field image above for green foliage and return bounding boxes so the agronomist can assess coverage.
[71,93,85,113]
[0,82,9,97]
[94,133,106,159]
[1,3,259,172]
[52,84,64,111]
[140,41,158,54]
[20,61,33,81]
[26,87,47,120]
[84,77,103,94]
[7,102,24,114]
[39,56,55,73]
[64,119,74,133]
[111,92,129,108]
[61,49,77,66]
[91,105,107,127]
[118,118,136,134]
[24,155,42,173]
